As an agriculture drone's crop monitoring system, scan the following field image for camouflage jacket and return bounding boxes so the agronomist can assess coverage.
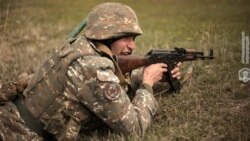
[11,36,158,141]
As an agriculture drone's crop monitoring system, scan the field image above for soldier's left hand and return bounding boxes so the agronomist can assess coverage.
[171,62,182,79]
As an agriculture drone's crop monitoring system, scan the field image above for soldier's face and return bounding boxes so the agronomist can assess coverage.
[110,36,136,55]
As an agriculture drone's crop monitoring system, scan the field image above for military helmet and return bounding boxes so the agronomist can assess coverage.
[83,2,143,40]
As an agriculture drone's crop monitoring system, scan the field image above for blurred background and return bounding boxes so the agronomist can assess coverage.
[0,0,250,140]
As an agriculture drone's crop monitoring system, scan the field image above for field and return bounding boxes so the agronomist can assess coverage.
[0,0,250,140]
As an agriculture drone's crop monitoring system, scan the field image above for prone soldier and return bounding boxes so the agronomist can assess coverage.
[0,2,181,141]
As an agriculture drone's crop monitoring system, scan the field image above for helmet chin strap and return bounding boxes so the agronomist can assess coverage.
[95,42,131,86]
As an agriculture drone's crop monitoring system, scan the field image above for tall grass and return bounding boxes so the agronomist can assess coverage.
[0,0,249,140]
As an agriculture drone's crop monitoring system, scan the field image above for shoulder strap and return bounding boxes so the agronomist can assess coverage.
[95,42,131,85]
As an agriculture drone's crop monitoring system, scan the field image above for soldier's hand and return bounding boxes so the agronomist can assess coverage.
[142,63,168,87]
[171,62,182,80]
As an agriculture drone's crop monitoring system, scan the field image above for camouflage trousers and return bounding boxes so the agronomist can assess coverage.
[0,102,44,141]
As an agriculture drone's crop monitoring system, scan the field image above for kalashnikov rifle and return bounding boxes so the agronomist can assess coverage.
[116,48,214,94]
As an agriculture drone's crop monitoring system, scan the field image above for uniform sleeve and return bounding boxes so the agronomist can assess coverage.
[67,56,158,136]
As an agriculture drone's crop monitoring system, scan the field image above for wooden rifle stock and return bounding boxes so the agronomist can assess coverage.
[116,56,150,74]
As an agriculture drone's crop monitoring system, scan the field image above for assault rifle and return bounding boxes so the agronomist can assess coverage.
[116,47,214,94]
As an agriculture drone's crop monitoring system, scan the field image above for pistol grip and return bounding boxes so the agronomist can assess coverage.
[167,63,181,94]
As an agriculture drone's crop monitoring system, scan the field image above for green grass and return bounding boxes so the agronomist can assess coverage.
[0,0,250,140]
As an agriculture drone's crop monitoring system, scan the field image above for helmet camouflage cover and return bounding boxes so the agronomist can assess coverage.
[83,2,143,40]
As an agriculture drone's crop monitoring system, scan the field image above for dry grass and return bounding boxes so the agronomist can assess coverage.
[0,0,250,140]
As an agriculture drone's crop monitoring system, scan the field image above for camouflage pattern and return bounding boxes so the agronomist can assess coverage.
[0,72,31,104]
[0,3,158,141]
[0,36,158,140]
[0,82,18,103]
[84,2,143,40]
[64,52,158,136]
[0,102,44,141]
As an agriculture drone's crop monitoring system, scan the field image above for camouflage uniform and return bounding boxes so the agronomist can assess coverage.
[0,2,158,141]
[0,74,44,141]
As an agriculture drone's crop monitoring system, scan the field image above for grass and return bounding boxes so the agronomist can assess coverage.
[0,0,250,140]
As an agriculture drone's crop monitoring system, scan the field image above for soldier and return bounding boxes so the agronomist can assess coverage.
[0,2,181,141]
